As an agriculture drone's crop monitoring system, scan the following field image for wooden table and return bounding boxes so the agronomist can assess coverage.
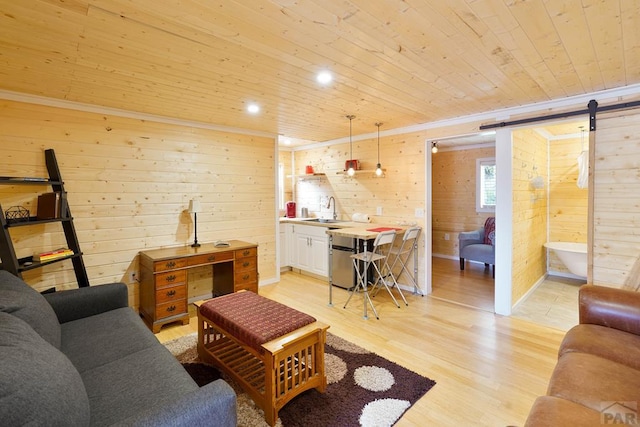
[326,226,408,319]
[139,240,258,333]
[195,293,328,426]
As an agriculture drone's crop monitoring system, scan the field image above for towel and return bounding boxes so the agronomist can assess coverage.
[577,151,588,189]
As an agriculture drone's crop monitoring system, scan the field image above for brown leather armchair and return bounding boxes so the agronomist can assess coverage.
[525,285,640,426]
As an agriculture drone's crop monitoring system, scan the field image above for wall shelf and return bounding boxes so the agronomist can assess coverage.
[287,173,326,181]
[336,169,386,178]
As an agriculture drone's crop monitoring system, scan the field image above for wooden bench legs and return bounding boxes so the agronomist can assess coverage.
[196,308,328,426]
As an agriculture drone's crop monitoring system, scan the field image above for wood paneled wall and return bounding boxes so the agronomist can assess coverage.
[593,111,640,288]
[432,146,495,257]
[548,135,588,274]
[293,131,427,283]
[511,129,548,303]
[0,100,276,306]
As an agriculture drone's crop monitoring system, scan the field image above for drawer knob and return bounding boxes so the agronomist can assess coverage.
[166,261,176,268]
[165,275,176,282]
[243,250,250,256]
[242,261,250,268]
[166,290,176,297]
[167,305,176,312]
[242,274,250,280]
[207,255,216,262]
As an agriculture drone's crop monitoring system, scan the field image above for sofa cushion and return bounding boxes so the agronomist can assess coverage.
[560,324,640,370]
[524,396,602,427]
[547,352,640,412]
[81,344,198,426]
[60,306,161,373]
[0,312,90,426]
[0,270,61,348]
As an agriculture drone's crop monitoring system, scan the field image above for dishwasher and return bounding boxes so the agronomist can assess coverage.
[331,235,373,290]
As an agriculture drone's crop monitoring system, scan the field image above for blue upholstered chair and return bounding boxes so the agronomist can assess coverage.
[459,217,495,278]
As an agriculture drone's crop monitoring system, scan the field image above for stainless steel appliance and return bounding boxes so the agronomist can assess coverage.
[331,235,373,290]
[331,234,355,289]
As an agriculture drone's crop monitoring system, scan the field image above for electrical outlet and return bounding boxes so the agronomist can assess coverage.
[130,272,137,282]
[444,233,450,241]
[415,208,424,218]
[376,206,383,216]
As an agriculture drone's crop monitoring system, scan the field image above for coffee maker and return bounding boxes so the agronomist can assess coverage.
[286,201,296,218]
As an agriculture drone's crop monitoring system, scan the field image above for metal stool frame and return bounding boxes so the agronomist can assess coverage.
[344,230,398,319]
[387,226,424,296]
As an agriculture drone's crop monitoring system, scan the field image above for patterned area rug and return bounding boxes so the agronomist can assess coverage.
[164,332,435,427]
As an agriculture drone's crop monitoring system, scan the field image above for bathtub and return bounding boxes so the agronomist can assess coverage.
[544,242,587,278]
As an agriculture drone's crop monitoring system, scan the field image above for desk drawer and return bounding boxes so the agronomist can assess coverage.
[234,257,256,273]
[156,284,187,304]
[155,299,187,320]
[235,269,257,285]
[235,247,257,259]
[189,252,233,266]
[155,270,187,288]
[154,258,188,272]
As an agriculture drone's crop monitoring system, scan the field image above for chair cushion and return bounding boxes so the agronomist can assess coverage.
[0,312,90,426]
[0,270,61,348]
[483,217,495,245]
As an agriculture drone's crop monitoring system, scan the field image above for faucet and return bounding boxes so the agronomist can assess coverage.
[326,196,337,220]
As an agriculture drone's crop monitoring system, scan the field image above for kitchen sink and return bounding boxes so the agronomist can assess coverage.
[306,218,343,223]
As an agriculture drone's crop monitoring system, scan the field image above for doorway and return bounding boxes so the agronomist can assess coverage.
[428,133,496,312]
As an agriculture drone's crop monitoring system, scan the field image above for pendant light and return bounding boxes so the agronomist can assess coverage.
[346,115,356,176]
[431,141,438,154]
[375,122,383,176]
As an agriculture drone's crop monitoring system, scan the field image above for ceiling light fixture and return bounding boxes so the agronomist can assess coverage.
[375,122,383,177]
[247,103,260,114]
[346,115,356,176]
[316,71,333,85]
[431,141,438,154]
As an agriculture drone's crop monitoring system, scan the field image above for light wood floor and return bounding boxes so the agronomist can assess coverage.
[431,256,495,312]
[156,271,565,427]
[431,257,581,332]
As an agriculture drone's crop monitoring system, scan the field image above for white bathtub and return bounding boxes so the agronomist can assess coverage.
[544,242,587,278]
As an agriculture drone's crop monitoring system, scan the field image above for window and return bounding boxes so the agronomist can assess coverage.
[476,157,496,212]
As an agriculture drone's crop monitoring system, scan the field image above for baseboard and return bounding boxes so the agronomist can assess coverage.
[512,273,547,311]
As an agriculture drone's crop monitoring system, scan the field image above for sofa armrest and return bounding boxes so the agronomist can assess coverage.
[44,282,129,324]
[116,379,236,427]
[579,284,640,336]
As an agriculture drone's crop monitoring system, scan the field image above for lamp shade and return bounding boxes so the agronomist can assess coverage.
[188,199,201,214]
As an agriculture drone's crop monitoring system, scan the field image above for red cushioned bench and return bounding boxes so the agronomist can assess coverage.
[194,291,329,426]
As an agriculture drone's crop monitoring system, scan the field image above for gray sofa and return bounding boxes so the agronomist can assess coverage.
[0,270,236,426]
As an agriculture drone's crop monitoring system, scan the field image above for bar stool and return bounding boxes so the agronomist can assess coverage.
[344,230,398,319]
[387,226,423,296]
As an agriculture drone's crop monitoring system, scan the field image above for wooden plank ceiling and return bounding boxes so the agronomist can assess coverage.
[0,0,638,142]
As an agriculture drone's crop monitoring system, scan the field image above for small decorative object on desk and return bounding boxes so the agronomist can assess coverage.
[5,206,30,223]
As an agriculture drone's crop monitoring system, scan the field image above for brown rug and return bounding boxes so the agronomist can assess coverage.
[164,333,435,427]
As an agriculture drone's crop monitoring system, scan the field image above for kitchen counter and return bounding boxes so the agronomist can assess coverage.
[279,217,364,229]
[325,225,407,239]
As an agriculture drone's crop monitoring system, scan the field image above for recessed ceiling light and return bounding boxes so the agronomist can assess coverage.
[316,71,333,85]
[247,103,260,114]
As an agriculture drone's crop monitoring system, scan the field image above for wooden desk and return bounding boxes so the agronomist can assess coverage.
[139,240,258,333]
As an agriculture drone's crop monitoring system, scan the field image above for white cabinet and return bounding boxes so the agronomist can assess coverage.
[289,224,329,277]
[279,223,288,268]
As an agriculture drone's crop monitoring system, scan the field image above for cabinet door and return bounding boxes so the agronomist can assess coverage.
[294,232,312,271]
[309,234,329,276]
[279,224,287,268]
